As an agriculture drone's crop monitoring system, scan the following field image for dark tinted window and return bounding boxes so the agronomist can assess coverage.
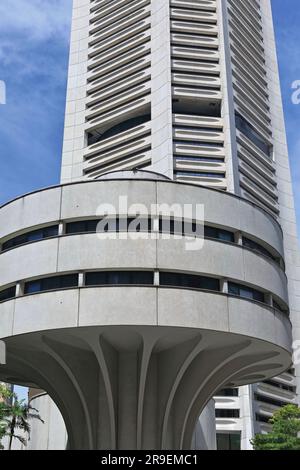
[0,286,16,302]
[85,271,154,286]
[66,220,99,234]
[215,388,239,397]
[25,274,78,295]
[177,156,224,162]
[65,218,236,243]
[217,433,241,450]
[255,414,271,424]
[87,114,151,145]
[66,218,152,234]
[273,300,288,314]
[176,171,226,178]
[263,379,296,393]
[160,272,220,291]
[160,218,184,235]
[205,226,234,242]
[228,282,265,303]
[215,409,240,418]
[235,113,271,157]
[254,393,287,408]
[173,101,221,118]
[2,225,58,251]
[242,236,277,262]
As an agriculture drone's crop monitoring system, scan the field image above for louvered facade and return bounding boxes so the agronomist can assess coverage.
[62,0,229,187]
[61,0,286,215]
[226,0,278,216]
[170,0,225,188]
[84,0,152,177]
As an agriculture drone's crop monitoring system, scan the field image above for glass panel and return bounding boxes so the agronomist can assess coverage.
[235,113,271,157]
[0,286,16,302]
[66,221,88,234]
[25,275,78,294]
[217,433,241,451]
[242,236,274,260]
[230,434,241,451]
[176,171,226,178]
[44,226,59,238]
[228,283,264,303]
[205,226,234,242]
[25,281,42,294]
[60,274,79,289]
[215,409,240,418]
[2,225,59,251]
[215,388,239,397]
[239,287,255,300]
[85,271,153,286]
[219,230,234,242]
[42,277,62,291]
[160,272,219,291]
[217,434,229,450]
[228,283,240,296]
[27,230,44,242]
[252,290,265,303]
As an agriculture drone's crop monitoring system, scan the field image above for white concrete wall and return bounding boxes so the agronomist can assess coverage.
[262,0,300,404]
[149,0,173,177]
[28,394,68,450]
[61,0,90,183]
[192,400,217,450]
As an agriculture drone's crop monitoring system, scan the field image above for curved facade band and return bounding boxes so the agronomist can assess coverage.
[0,179,287,307]
[0,177,293,450]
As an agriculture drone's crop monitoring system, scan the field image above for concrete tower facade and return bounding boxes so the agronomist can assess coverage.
[0,0,299,450]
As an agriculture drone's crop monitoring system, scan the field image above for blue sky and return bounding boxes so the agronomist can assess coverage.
[272,0,300,234]
[0,0,72,201]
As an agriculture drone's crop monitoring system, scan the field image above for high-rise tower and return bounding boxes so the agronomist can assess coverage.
[0,0,299,450]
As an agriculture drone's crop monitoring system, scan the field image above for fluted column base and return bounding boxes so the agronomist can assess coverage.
[1,326,286,450]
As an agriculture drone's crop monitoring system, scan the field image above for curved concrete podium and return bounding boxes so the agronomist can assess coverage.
[0,175,292,449]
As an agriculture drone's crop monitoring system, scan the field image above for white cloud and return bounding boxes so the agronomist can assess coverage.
[0,0,72,42]
[0,0,72,77]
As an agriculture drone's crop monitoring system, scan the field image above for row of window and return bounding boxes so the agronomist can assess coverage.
[1,219,281,266]
[2,219,233,251]
[2,225,58,251]
[263,379,296,394]
[175,171,226,179]
[0,272,272,306]
[254,393,290,408]
[0,286,16,302]
[173,100,221,119]
[25,274,79,295]
[228,282,265,303]
[66,218,235,243]
[87,114,151,146]
[24,272,220,295]
[242,236,279,264]
[176,156,224,163]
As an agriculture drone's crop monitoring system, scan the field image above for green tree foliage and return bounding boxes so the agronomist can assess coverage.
[0,384,12,450]
[251,404,300,450]
[0,384,43,450]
